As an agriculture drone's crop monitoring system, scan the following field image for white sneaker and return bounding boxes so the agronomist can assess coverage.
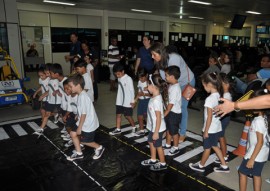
[60,127,67,134]
[33,128,44,136]
[54,113,59,123]
[61,132,69,138]
[93,146,105,160]
[64,140,73,148]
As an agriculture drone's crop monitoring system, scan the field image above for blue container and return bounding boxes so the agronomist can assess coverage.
[0,94,24,106]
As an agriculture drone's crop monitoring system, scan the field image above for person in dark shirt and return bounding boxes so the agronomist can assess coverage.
[64,32,81,73]
[26,43,39,71]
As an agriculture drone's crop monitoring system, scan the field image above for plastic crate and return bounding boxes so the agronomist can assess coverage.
[0,94,24,106]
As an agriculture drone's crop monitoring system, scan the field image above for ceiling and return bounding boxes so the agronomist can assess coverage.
[16,0,270,24]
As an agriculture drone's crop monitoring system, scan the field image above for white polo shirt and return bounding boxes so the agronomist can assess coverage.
[39,77,50,102]
[203,92,222,133]
[76,90,99,132]
[168,83,182,114]
[47,79,61,105]
[245,115,270,162]
[137,81,150,100]
[86,64,94,76]
[146,95,166,133]
[116,74,135,107]
[59,77,68,110]
[67,94,78,114]
[82,73,94,102]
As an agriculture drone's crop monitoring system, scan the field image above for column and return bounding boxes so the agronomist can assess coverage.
[250,24,256,47]
[101,10,109,50]
[205,21,213,47]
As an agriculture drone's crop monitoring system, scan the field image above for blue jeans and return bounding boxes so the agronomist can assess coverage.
[179,78,195,136]
[235,77,247,94]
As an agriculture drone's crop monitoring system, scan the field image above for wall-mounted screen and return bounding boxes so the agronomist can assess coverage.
[256,25,269,34]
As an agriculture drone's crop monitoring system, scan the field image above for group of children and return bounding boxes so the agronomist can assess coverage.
[33,61,104,161]
[33,59,270,190]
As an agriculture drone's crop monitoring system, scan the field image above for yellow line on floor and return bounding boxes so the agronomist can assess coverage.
[99,129,221,191]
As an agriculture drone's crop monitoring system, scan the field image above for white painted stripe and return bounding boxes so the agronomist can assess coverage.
[199,153,217,167]
[186,131,203,142]
[120,126,134,133]
[135,136,148,143]
[174,146,204,163]
[0,116,41,126]
[164,141,193,155]
[47,120,59,129]
[0,127,10,140]
[11,124,27,136]
[124,132,140,138]
[27,122,40,131]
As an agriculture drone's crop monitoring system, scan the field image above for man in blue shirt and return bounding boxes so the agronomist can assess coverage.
[65,32,81,73]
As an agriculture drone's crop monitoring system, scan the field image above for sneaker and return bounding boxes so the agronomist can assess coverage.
[60,127,67,134]
[135,130,145,136]
[265,178,270,184]
[63,137,71,141]
[189,163,205,172]
[150,162,167,171]
[132,126,137,133]
[109,128,121,135]
[214,157,229,164]
[54,113,59,123]
[141,159,158,166]
[93,146,105,160]
[61,133,69,138]
[162,144,171,149]
[33,128,44,136]
[66,152,84,161]
[168,147,180,156]
[213,165,230,173]
[72,146,85,154]
[64,140,73,148]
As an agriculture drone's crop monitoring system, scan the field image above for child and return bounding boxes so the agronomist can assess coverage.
[84,53,95,83]
[238,89,270,191]
[109,63,136,135]
[66,74,105,161]
[189,72,230,173]
[134,68,151,136]
[163,66,182,156]
[141,74,167,171]
[33,63,62,135]
[214,73,234,163]
[74,60,94,102]
[203,55,222,75]
[33,67,50,120]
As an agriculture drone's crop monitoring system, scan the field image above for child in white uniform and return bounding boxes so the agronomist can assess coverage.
[238,89,270,191]
[189,72,230,173]
[141,74,167,171]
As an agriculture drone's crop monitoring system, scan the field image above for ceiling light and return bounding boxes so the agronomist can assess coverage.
[43,0,76,6]
[180,15,183,19]
[189,16,204,19]
[188,0,212,5]
[131,9,152,13]
[228,20,231,23]
[246,11,261,15]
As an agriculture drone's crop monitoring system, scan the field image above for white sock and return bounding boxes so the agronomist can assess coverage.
[96,145,102,150]
[173,146,178,150]
[150,159,156,162]
[199,163,204,168]
[224,156,228,160]
[160,162,166,166]
[166,144,171,147]
[221,164,228,169]
[76,151,82,155]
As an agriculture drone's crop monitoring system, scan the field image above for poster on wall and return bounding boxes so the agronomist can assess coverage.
[138,35,142,41]
[179,33,182,39]
[117,34,122,41]
[194,34,198,39]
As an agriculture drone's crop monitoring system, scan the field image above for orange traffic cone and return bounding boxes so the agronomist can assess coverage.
[232,117,251,157]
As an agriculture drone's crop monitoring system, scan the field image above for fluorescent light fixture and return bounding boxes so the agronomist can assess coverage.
[43,0,76,6]
[228,20,231,23]
[180,15,183,19]
[189,16,204,19]
[131,9,152,13]
[246,11,261,15]
[188,0,212,5]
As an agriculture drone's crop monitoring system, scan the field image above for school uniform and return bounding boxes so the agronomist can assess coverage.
[86,63,94,75]
[203,92,222,149]
[39,77,50,109]
[165,83,182,135]
[66,94,78,130]
[116,74,135,116]
[137,81,150,117]
[59,77,68,116]
[147,95,166,147]
[239,116,270,176]
[75,90,99,143]
[45,78,61,112]
[82,73,94,102]
[219,92,232,137]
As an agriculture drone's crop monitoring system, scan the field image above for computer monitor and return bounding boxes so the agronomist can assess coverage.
[256,25,269,34]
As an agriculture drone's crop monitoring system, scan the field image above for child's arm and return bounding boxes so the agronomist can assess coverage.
[76,114,86,135]
[153,111,161,140]
[246,132,264,168]
[33,86,42,98]
[129,79,136,108]
[62,111,70,123]
[90,70,94,83]
[164,104,173,117]
[203,107,213,138]
[38,91,49,101]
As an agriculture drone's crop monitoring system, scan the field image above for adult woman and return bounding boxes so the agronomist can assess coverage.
[135,36,155,75]
[150,42,195,142]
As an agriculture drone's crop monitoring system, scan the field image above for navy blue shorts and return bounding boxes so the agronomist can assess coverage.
[44,103,60,113]
[59,108,67,117]
[116,105,133,116]
[203,132,220,149]
[238,158,266,176]
[66,113,77,130]
[219,115,230,137]
[41,101,47,110]
[165,111,181,135]
[148,131,164,148]
[137,98,150,116]
[80,131,95,143]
